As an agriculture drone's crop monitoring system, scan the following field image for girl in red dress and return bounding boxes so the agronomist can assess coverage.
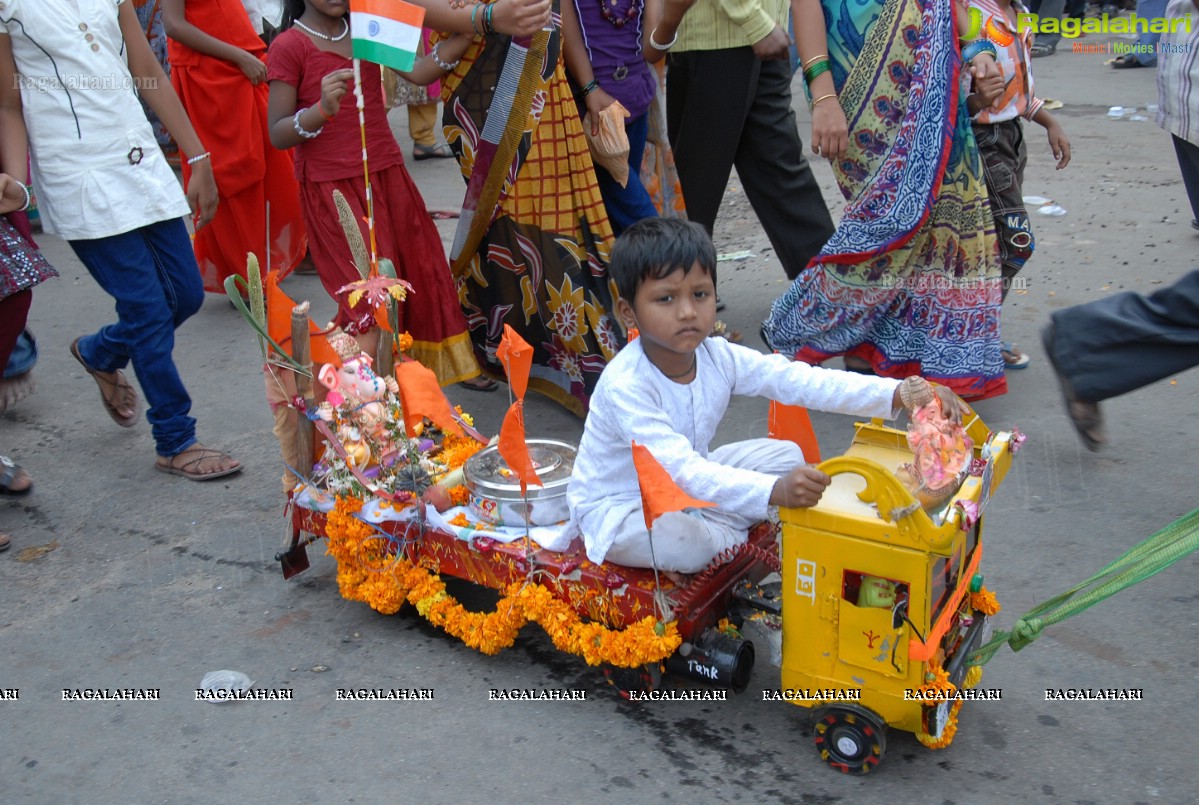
[266,0,491,388]
[164,0,308,293]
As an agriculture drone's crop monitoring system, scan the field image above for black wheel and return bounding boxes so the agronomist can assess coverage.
[812,706,887,774]
[602,663,662,700]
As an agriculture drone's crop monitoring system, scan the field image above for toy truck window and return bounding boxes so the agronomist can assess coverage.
[931,542,967,618]
[843,571,909,610]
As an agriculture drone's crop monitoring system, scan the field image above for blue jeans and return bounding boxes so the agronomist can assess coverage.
[595,112,659,236]
[1132,0,1167,65]
[69,218,203,457]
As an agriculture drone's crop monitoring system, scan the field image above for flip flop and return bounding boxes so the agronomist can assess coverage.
[155,444,243,481]
[70,337,139,428]
[1002,342,1031,369]
[1111,54,1150,69]
[413,143,454,161]
[0,532,10,553]
[0,455,32,497]
[1041,323,1106,451]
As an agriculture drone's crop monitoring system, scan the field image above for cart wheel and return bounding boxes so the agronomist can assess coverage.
[813,706,887,774]
[603,663,662,700]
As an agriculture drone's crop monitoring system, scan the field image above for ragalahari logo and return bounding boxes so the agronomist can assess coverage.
[963,7,1192,41]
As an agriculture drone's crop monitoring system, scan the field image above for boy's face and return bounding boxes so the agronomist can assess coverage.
[617,262,717,370]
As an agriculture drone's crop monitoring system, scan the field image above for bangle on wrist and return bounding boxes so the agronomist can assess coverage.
[483,3,494,35]
[647,26,677,51]
[316,102,334,122]
[809,93,837,110]
[293,108,323,139]
[471,4,482,35]
[580,78,599,96]
[802,59,831,85]
[430,41,461,72]
[899,377,935,410]
[186,151,211,166]
[14,180,31,212]
[802,53,828,68]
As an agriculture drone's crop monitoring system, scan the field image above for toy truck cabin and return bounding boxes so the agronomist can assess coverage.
[777,415,1016,773]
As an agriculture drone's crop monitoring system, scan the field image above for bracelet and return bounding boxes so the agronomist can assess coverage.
[316,101,334,122]
[484,4,495,35]
[810,93,838,110]
[471,4,482,35]
[293,108,323,140]
[802,53,827,68]
[580,78,599,96]
[13,180,30,212]
[186,151,211,166]
[802,59,830,85]
[647,27,677,51]
[961,39,998,65]
[899,376,935,410]
[430,41,460,72]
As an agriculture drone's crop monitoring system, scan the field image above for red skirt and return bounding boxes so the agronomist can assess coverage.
[300,164,479,385]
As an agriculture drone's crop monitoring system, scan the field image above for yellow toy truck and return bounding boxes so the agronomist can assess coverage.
[777,411,1016,773]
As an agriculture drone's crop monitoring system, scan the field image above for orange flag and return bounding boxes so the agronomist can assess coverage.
[496,324,533,400]
[631,441,715,530]
[266,270,340,369]
[498,400,542,496]
[394,360,464,437]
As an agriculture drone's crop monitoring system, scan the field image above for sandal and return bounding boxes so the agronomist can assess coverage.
[155,444,243,481]
[0,455,32,497]
[1030,42,1056,58]
[1002,342,1031,369]
[1111,54,1150,69]
[1041,323,1107,451]
[70,337,139,428]
[458,375,499,392]
[0,532,9,552]
[413,143,454,161]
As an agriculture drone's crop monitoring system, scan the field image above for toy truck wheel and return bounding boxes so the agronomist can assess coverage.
[602,663,662,700]
[812,706,887,774]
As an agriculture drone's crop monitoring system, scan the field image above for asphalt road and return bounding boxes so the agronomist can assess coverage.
[2,35,1197,805]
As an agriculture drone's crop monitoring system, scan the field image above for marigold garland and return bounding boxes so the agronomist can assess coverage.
[969,586,1001,616]
[325,496,682,667]
[916,701,963,749]
[914,661,963,749]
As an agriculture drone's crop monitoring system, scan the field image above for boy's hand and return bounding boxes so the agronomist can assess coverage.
[972,69,1004,109]
[770,465,832,509]
[1046,122,1071,169]
[319,68,355,117]
[931,385,967,426]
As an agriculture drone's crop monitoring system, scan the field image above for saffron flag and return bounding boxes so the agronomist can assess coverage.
[394,360,464,437]
[631,441,714,530]
[496,324,533,400]
[265,270,340,369]
[349,0,425,72]
[498,401,542,496]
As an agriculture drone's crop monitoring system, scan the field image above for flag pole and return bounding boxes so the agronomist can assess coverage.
[352,58,379,273]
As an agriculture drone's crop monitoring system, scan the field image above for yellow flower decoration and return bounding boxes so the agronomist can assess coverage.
[324,496,682,667]
[546,275,589,354]
[969,586,1001,616]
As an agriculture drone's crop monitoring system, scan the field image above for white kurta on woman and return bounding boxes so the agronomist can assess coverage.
[567,337,900,566]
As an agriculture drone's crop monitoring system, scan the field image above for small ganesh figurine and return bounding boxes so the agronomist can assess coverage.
[897,394,972,511]
[316,329,400,444]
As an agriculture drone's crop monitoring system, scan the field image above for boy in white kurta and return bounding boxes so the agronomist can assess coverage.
[568,219,950,573]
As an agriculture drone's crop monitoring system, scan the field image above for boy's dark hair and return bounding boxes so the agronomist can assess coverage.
[609,218,717,302]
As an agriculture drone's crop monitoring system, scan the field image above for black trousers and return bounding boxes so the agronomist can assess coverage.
[1048,270,1199,403]
[666,48,834,280]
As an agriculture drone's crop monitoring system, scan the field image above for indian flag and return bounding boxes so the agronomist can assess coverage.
[349,0,426,72]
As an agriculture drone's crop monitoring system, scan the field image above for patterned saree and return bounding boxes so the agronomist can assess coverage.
[762,0,1007,400]
[438,10,623,417]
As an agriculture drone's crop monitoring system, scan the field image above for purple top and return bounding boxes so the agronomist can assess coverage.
[574,0,655,118]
